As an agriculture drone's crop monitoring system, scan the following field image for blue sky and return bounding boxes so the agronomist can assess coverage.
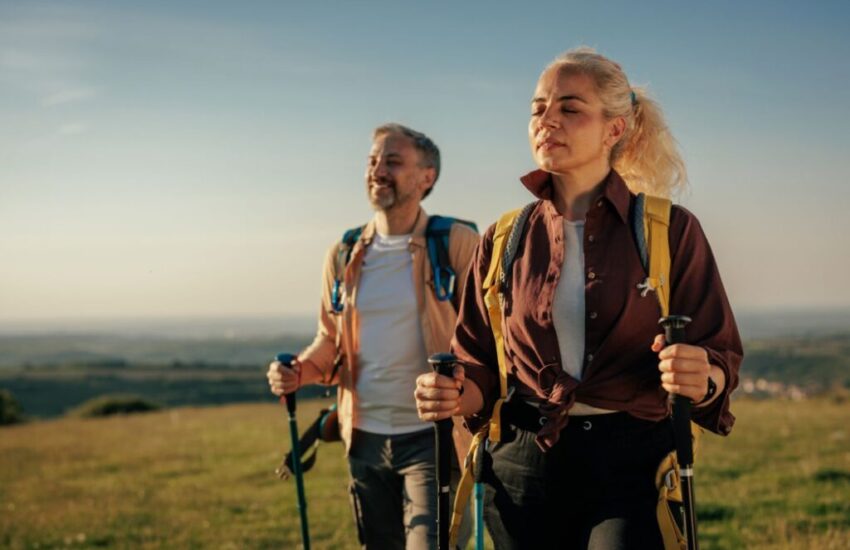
[1,0,849,325]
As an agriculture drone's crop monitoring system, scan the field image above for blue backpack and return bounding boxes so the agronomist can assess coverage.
[330,215,478,313]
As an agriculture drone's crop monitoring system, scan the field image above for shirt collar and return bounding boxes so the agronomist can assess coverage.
[519,168,631,224]
[361,207,429,247]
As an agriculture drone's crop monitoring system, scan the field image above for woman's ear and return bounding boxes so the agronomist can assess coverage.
[605,116,627,149]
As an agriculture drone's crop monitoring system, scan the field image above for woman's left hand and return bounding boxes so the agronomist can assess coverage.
[652,334,711,403]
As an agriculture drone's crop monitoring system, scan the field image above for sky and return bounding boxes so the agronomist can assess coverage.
[1,0,849,329]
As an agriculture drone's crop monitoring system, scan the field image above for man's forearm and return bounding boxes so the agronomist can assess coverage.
[297,358,333,386]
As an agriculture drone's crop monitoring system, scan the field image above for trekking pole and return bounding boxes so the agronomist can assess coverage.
[473,443,485,550]
[659,316,698,550]
[428,353,456,550]
[276,353,311,550]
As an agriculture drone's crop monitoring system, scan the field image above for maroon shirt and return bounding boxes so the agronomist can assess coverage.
[453,169,742,450]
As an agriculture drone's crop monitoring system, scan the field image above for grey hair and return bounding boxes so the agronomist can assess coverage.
[373,123,441,197]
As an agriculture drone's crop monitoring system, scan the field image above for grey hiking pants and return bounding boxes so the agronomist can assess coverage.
[347,428,471,550]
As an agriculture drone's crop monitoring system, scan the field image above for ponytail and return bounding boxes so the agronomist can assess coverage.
[613,86,688,198]
[547,47,688,197]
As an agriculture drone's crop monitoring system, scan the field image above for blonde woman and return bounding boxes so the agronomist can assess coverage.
[415,48,742,549]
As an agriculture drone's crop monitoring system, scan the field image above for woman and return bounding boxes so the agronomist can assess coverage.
[414,47,742,549]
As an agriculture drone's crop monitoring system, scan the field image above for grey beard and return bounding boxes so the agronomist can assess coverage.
[369,190,396,210]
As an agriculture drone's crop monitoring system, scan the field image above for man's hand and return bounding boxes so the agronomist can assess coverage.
[267,358,301,396]
[652,334,713,404]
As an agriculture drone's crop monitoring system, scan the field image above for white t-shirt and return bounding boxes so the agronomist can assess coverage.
[552,219,615,415]
[353,231,431,434]
[553,219,586,380]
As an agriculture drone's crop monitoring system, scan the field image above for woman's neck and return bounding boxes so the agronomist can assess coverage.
[551,163,611,221]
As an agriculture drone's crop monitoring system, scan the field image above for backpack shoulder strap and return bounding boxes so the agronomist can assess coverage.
[482,202,535,440]
[425,215,479,303]
[331,225,365,313]
[634,193,673,317]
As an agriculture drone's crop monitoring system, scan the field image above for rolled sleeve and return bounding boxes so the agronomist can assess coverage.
[669,206,743,435]
[298,244,343,384]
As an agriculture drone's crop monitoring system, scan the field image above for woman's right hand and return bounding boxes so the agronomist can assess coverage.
[415,364,466,421]
[267,358,301,396]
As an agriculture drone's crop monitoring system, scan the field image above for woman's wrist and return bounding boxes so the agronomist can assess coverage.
[457,379,485,417]
[695,365,725,408]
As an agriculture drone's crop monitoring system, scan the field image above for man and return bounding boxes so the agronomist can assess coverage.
[267,123,478,549]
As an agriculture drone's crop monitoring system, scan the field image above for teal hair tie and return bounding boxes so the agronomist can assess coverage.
[630,90,638,106]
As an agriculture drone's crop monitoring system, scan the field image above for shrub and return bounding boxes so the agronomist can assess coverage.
[0,389,23,425]
[69,394,162,418]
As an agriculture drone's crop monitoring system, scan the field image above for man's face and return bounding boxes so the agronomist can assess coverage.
[365,133,434,211]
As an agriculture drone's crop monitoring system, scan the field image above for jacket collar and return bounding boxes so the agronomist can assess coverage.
[519,168,631,224]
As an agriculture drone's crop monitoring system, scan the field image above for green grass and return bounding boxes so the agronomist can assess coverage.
[1,398,849,549]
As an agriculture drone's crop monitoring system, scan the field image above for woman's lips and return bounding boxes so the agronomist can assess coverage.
[537,139,565,151]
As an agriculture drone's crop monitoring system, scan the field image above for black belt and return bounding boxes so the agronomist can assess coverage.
[501,399,631,434]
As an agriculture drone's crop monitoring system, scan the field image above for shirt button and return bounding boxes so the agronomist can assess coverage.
[589,311,598,319]
[587,235,595,243]
[588,271,596,280]
[587,354,594,362]
[596,200,603,208]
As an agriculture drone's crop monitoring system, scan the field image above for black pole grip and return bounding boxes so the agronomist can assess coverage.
[659,315,694,464]
[276,352,298,415]
[428,352,456,377]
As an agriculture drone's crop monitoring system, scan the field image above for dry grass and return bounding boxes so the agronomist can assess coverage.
[1,398,848,549]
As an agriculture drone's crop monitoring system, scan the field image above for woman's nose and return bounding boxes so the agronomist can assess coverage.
[539,107,559,129]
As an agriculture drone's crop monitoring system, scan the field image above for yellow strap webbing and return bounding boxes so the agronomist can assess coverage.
[482,207,523,444]
[644,195,672,318]
[449,207,522,545]
[448,431,485,548]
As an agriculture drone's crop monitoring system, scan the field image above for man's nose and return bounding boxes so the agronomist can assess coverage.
[371,160,387,179]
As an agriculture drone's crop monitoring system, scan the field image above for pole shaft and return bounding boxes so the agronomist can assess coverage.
[276,353,311,550]
[288,414,310,550]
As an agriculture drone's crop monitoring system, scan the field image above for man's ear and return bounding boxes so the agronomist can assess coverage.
[420,167,436,195]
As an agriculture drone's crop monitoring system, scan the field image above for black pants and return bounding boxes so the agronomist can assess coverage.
[482,405,674,550]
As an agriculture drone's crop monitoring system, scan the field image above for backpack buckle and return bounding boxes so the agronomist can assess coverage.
[637,275,665,297]
[664,468,678,490]
[331,280,345,313]
[433,266,456,302]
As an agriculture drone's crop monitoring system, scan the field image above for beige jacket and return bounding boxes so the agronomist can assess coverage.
[299,208,480,460]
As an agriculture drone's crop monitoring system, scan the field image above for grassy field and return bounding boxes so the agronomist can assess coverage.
[1,397,849,549]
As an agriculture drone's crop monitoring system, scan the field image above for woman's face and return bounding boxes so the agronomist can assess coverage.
[528,67,622,175]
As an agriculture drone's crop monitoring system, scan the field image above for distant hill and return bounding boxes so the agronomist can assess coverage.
[0,333,313,369]
[2,310,850,417]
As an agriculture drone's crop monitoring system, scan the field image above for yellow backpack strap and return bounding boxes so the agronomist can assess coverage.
[449,205,529,546]
[448,430,485,548]
[482,206,525,442]
[641,195,672,318]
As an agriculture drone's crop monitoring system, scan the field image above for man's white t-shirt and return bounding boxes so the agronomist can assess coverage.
[354,231,431,434]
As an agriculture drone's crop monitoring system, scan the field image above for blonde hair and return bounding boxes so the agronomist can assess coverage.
[546,47,687,197]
